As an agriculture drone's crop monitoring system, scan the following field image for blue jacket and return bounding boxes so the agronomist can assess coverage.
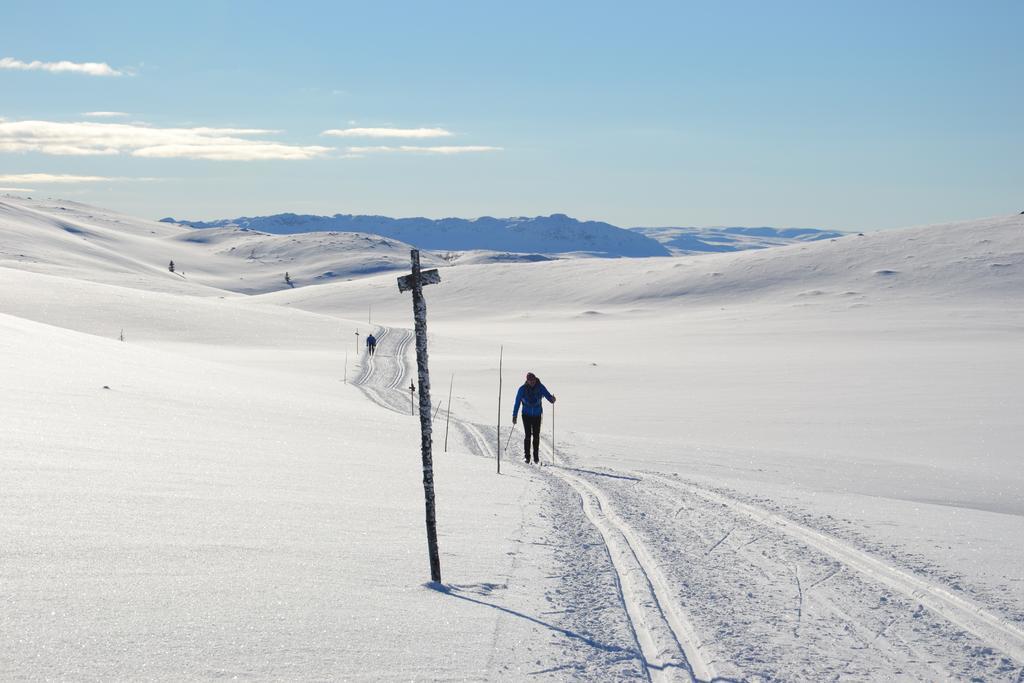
[513,382,554,418]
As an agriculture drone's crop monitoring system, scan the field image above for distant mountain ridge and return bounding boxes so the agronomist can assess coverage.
[630,226,847,255]
[161,213,671,258]
[163,211,847,258]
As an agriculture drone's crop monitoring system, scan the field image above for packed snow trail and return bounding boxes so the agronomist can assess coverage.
[557,465,1024,680]
[556,468,715,682]
[353,325,415,414]
[646,472,1024,666]
[352,326,712,681]
[353,326,1023,681]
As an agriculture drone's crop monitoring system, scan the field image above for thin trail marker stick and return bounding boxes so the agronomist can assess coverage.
[444,372,454,453]
[496,345,503,475]
[432,401,443,423]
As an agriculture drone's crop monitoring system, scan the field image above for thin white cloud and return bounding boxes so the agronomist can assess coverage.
[0,57,123,77]
[0,187,34,192]
[323,127,453,139]
[133,143,328,161]
[82,111,130,118]
[347,145,502,155]
[0,173,149,184]
[0,120,331,161]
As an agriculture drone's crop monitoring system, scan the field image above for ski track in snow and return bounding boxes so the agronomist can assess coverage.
[646,472,1024,666]
[355,327,710,681]
[556,469,714,682]
[353,329,658,678]
[353,325,1024,681]
[353,325,414,414]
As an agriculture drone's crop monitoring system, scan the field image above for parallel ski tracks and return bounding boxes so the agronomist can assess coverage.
[457,421,495,460]
[348,326,1024,676]
[449,424,714,679]
[349,327,714,680]
[555,468,714,682]
[353,326,414,413]
[645,472,1024,665]
[383,327,413,390]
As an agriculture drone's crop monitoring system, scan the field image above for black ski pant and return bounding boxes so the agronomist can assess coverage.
[522,415,542,461]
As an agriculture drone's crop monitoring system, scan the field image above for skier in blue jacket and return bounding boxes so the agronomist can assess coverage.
[512,372,556,464]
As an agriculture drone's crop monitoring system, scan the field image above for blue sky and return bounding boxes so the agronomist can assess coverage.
[1,1,1021,230]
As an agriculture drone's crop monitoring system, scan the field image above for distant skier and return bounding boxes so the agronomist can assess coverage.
[512,372,556,464]
[366,333,377,356]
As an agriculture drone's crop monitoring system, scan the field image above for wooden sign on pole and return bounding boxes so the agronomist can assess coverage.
[397,249,442,583]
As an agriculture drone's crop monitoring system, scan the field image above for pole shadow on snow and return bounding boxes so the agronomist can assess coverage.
[556,466,642,482]
[426,584,730,682]
[425,582,637,657]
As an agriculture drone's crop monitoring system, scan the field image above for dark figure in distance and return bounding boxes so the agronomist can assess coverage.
[366,333,377,356]
[513,372,556,464]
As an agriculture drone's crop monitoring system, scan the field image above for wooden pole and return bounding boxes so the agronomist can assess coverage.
[444,372,454,452]
[497,345,503,475]
[396,250,443,583]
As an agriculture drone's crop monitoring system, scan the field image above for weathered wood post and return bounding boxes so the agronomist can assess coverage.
[397,249,442,583]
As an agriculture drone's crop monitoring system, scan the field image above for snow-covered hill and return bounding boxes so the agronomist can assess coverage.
[163,212,672,258]
[632,225,847,255]
[3,195,1023,680]
[265,213,1024,318]
[0,196,444,294]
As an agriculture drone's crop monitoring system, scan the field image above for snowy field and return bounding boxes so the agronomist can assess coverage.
[2,195,1023,680]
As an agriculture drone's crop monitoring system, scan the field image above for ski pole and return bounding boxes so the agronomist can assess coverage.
[503,424,516,453]
[552,404,556,466]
